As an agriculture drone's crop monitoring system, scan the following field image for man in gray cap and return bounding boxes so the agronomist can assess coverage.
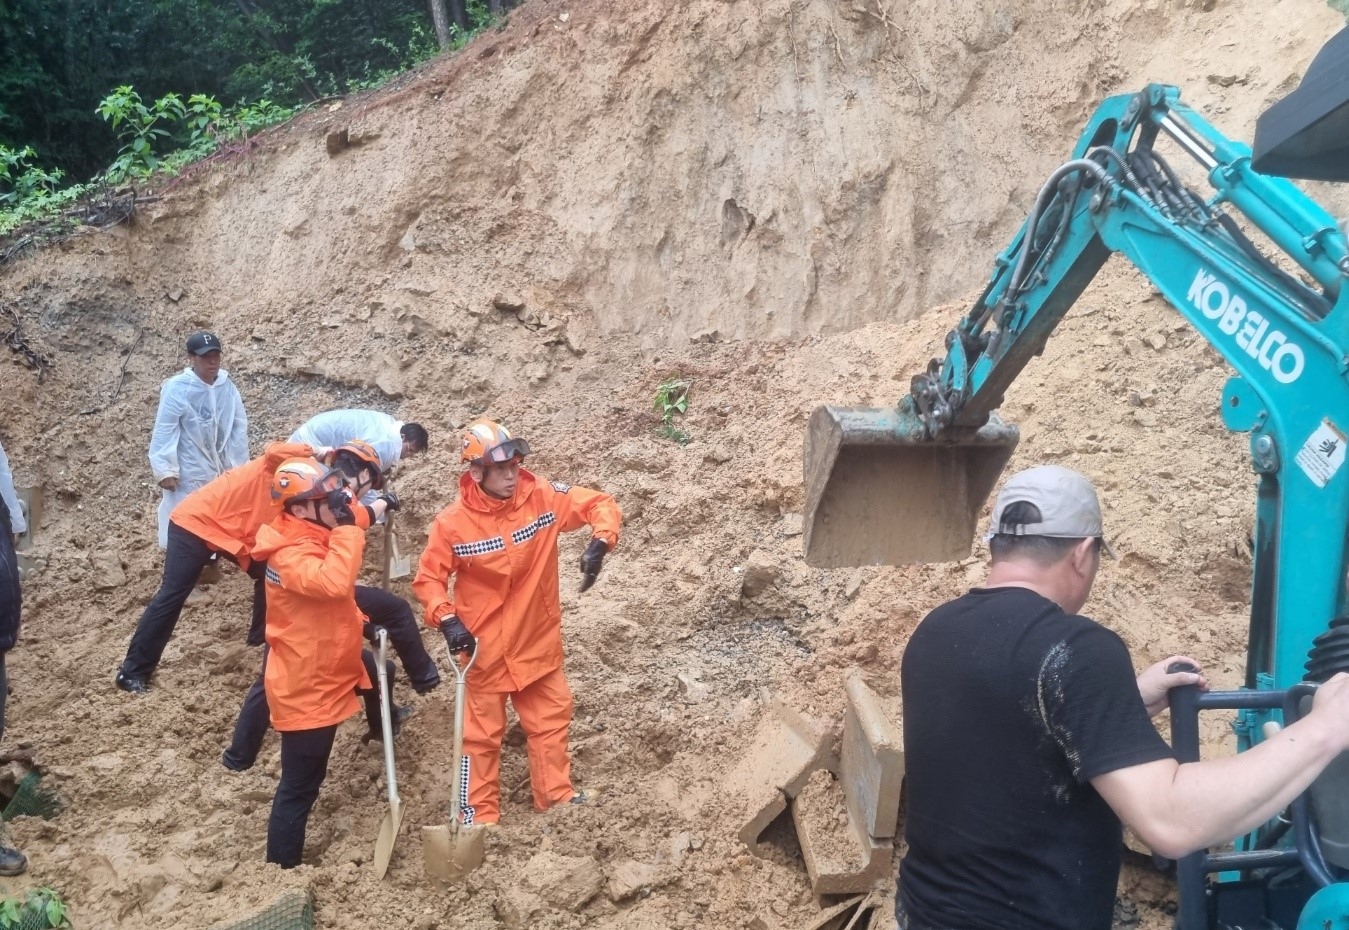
[148,331,249,549]
[896,465,1349,930]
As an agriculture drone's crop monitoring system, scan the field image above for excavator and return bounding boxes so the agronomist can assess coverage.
[803,28,1349,930]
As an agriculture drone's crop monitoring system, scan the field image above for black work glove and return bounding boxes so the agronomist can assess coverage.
[440,615,475,653]
[579,538,608,593]
[362,622,385,645]
[326,488,357,526]
[377,491,401,513]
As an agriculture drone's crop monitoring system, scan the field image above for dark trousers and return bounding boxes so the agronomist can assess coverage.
[119,521,266,679]
[223,644,395,771]
[246,580,437,690]
[265,724,338,868]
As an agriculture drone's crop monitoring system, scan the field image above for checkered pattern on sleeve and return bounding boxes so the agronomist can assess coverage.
[510,511,556,546]
[451,536,505,558]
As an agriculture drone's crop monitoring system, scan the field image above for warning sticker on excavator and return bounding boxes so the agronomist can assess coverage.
[1294,419,1347,489]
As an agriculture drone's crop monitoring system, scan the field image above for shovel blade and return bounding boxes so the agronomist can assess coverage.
[374,799,403,880]
[422,822,487,883]
[388,533,413,581]
[803,405,1019,567]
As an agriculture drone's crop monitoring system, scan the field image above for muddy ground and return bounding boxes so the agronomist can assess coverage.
[0,0,1345,927]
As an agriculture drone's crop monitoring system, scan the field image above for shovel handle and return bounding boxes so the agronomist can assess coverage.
[447,638,478,826]
[376,629,399,802]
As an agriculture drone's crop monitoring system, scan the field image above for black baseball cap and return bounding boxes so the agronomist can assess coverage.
[186,331,222,356]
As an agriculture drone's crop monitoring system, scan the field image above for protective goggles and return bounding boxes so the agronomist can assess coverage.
[333,451,385,490]
[289,467,349,502]
[482,437,530,464]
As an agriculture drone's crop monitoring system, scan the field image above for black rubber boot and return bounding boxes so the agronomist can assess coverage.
[0,844,27,876]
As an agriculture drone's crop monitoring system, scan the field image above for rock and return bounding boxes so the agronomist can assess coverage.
[1207,73,1241,88]
[1145,332,1167,351]
[525,362,550,387]
[522,851,604,913]
[843,572,864,600]
[494,886,543,930]
[606,860,657,903]
[564,330,586,356]
[399,230,417,252]
[89,551,126,590]
[375,370,405,398]
[705,449,733,466]
[676,672,709,704]
[780,513,803,537]
[493,293,526,313]
[325,129,349,156]
[740,550,780,599]
[167,287,184,303]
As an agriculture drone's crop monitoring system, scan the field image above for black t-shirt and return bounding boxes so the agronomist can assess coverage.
[897,587,1173,930]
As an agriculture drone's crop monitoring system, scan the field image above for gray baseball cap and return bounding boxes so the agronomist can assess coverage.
[989,465,1116,557]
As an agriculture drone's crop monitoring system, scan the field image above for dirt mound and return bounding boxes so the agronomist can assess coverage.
[0,0,1344,926]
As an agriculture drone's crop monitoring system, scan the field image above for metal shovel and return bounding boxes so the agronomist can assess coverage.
[423,638,488,882]
[383,510,413,585]
[373,629,403,879]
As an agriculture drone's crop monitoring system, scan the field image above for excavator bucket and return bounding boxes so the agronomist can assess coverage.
[803,406,1019,567]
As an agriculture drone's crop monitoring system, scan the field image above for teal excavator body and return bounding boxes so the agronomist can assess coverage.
[804,78,1349,929]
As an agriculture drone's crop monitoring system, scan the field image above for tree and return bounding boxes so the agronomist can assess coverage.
[428,0,451,49]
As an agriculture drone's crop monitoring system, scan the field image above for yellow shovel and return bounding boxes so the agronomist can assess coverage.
[372,629,403,879]
[423,638,488,882]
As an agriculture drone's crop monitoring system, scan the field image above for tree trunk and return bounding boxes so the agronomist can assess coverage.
[448,0,469,33]
[488,0,503,14]
[233,0,322,99]
[427,0,451,49]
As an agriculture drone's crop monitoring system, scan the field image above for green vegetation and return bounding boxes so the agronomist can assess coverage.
[653,378,694,445]
[0,0,514,242]
[0,888,70,929]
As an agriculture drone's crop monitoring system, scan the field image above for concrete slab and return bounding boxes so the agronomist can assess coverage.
[727,699,831,848]
[793,769,894,895]
[841,672,904,840]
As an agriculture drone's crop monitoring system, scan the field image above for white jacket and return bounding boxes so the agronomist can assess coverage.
[289,409,403,472]
[0,442,25,536]
[149,368,250,547]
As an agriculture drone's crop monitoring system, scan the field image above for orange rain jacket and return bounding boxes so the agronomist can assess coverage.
[413,469,621,694]
[171,441,314,570]
[253,516,371,732]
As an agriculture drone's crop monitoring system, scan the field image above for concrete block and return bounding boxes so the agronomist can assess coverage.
[793,769,894,895]
[727,699,831,848]
[841,672,904,840]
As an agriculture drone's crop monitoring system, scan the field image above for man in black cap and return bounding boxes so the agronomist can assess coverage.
[896,464,1349,930]
[148,331,249,549]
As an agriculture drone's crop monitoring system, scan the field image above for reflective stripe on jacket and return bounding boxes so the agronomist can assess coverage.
[253,517,370,731]
[412,469,621,694]
[170,442,314,569]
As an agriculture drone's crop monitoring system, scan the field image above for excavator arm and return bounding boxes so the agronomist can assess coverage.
[804,84,1349,928]
[913,85,1349,697]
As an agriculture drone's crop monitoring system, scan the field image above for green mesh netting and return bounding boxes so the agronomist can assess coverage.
[2,771,61,821]
[0,891,70,930]
[13,905,60,930]
[210,889,313,930]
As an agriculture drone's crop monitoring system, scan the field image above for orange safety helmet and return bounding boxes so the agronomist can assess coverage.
[460,418,531,464]
[333,439,385,490]
[270,457,347,506]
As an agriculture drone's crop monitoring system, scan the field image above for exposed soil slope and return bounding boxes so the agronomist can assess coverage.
[0,0,1344,927]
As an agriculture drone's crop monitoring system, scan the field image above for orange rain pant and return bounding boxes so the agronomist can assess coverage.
[460,666,575,824]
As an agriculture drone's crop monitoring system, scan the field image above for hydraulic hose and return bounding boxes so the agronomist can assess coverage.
[1005,159,1112,304]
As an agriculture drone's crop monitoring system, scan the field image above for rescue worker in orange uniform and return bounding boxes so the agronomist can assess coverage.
[413,419,621,825]
[116,440,320,693]
[221,440,423,770]
[257,457,395,868]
